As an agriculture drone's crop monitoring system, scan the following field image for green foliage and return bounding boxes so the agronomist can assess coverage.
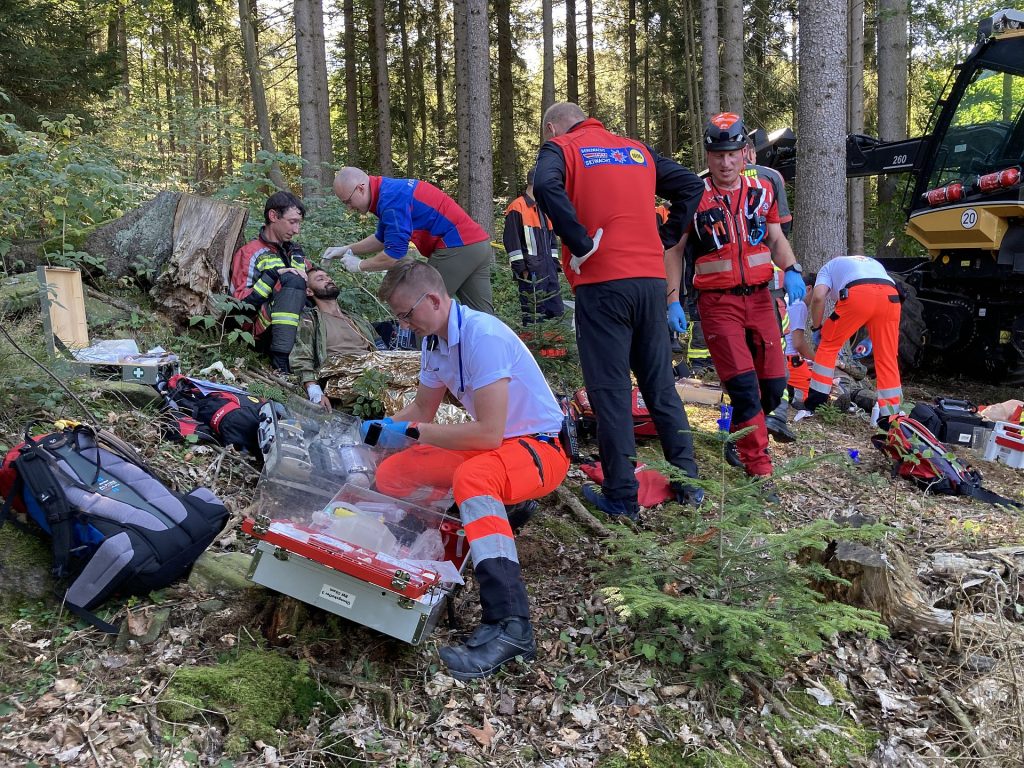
[0,108,138,269]
[0,1,117,129]
[599,455,890,687]
[158,649,328,755]
[349,368,389,419]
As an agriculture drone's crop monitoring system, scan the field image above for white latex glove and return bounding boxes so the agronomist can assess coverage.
[306,383,324,404]
[341,253,363,273]
[321,246,351,262]
[569,228,603,275]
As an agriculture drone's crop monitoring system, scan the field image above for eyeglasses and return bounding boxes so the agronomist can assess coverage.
[395,292,428,323]
[340,184,362,206]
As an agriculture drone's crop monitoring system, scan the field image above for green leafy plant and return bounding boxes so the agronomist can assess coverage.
[350,368,389,419]
[600,454,890,690]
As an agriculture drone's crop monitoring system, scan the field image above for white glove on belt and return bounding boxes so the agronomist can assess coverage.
[569,228,603,275]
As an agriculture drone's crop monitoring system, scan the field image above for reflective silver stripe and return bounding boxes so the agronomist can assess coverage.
[507,248,523,266]
[811,362,834,378]
[747,251,772,267]
[695,260,733,274]
[809,379,832,394]
[469,532,520,564]
[524,228,538,257]
[878,403,902,416]
[460,496,508,525]
[877,387,903,399]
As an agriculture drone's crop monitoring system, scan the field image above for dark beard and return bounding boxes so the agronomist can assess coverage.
[312,284,340,300]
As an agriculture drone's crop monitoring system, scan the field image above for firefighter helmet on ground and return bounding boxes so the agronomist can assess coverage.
[704,112,748,152]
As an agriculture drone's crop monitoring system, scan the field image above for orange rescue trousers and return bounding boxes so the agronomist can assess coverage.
[376,437,569,622]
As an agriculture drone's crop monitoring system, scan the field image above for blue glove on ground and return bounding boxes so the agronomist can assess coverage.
[668,301,688,333]
[360,418,416,448]
[784,269,806,303]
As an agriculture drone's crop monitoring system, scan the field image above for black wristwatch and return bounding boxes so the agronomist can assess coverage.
[785,263,803,274]
[811,324,822,332]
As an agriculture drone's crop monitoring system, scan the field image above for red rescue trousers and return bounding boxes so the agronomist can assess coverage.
[375,436,569,622]
[808,283,902,417]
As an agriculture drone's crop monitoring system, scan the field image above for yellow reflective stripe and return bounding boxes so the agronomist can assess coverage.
[252,280,273,298]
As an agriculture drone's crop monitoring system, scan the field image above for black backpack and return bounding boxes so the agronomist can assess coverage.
[0,424,229,631]
[157,374,268,454]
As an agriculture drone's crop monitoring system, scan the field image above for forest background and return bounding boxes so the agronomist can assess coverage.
[0,0,1012,281]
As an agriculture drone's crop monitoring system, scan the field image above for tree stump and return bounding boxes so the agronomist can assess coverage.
[83,191,182,280]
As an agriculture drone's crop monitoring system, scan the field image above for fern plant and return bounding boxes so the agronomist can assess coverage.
[600,450,890,689]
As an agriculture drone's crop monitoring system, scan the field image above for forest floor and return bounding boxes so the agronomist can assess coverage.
[2,290,1024,768]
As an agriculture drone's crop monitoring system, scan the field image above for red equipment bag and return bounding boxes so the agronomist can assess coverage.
[573,387,658,438]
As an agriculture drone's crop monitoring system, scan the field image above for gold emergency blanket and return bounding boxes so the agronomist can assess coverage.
[321,350,470,424]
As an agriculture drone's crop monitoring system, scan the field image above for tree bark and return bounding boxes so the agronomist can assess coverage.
[238,0,287,189]
[416,0,429,175]
[495,0,518,197]
[295,0,325,191]
[700,0,720,117]
[876,0,908,256]
[641,0,650,144]
[464,0,494,236]
[720,0,744,114]
[373,0,394,175]
[565,0,579,105]
[453,0,470,208]
[541,0,555,141]
[398,0,416,176]
[625,0,637,137]
[344,0,359,163]
[682,0,702,167]
[311,0,333,186]
[848,0,865,253]
[794,0,847,272]
[434,0,447,146]
[584,0,597,115]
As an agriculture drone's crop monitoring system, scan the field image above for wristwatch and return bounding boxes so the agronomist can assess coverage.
[785,263,803,274]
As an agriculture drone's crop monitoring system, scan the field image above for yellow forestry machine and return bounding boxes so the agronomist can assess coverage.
[761,8,1024,381]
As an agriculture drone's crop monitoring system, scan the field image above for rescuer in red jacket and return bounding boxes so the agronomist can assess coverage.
[664,113,806,497]
[533,102,706,520]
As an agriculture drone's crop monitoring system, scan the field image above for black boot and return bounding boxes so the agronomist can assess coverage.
[438,617,536,680]
[269,351,291,374]
[505,500,538,533]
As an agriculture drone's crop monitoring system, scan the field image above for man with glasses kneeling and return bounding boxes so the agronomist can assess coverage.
[360,260,569,680]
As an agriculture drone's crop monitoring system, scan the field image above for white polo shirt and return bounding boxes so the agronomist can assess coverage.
[815,255,894,303]
[419,303,564,438]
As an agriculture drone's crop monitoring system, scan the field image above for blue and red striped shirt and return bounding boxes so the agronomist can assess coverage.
[369,176,489,259]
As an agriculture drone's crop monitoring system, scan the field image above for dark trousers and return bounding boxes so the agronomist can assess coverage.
[575,278,698,503]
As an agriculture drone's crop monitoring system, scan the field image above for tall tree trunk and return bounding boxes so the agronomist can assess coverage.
[876,0,908,257]
[795,0,847,271]
[700,0,720,116]
[398,0,416,176]
[626,0,637,136]
[464,0,494,235]
[565,0,579,105]
[161,22,176,157]
[541,0,555,140]
[848,0,865,253]
[495,0,517,197]
[238,0,287,188]
[373,0,394,175]
[296,0,326,192]
[453,0,470,207]
[311,0,333,185]
[641,0,650,143]
[190,39,205,182]
[434,0,447,146]
[344,0,359,163]
[416,0,429,175]
[720,0,744,114]
[584,0,597,115]
[682,0,702,167]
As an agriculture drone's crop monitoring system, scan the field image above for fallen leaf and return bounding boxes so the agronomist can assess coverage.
[53,678,81,695]
[126,610,152,637]
[466,718,495,748]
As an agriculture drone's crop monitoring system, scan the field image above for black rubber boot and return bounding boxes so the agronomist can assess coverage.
[505,500,538,533]
[438,617,536,680]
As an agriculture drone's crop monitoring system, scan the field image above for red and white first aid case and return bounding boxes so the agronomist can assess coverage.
[244,403,467,644]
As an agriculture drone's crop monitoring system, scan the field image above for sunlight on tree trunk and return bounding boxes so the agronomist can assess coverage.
[720,0,744,115]
[848,0,866,254]
[237,0,286,189]
[701,0,720,117]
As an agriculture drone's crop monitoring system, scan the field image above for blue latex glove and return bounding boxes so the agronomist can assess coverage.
[360,418,414,448]
[784,269,806,303]
[668,301,687,333]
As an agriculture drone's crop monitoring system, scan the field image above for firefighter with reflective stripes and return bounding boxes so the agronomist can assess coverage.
[664,113,806,492]
[364,261,569,680]
[803,255,903,424]
[229,191,310,373]
[502,167,564,325]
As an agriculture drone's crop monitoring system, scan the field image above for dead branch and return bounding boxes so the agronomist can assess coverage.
[555,485,613,538]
